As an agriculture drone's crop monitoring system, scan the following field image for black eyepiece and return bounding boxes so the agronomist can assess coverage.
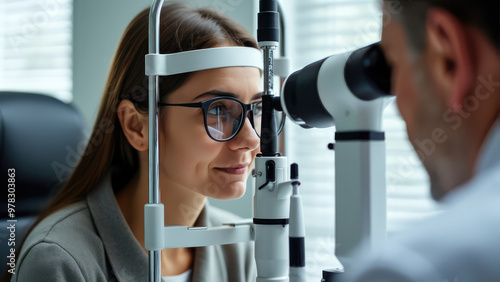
[258,0,279,43]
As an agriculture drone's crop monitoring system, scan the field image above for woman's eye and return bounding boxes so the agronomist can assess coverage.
[208,104,227,116]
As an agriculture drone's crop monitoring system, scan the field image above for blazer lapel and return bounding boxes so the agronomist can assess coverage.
[191,202,228,282]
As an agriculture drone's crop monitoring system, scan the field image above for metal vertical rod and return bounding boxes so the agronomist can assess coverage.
[148,1,165,281]
[263,46,275,96]
[257,0,280,156]
[147,73,160,205]
[260,45,279,155]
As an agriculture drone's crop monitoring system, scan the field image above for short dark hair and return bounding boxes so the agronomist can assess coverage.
[386,0,499,52]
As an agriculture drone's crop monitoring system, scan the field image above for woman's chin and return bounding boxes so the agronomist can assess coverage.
[210,181,247,200]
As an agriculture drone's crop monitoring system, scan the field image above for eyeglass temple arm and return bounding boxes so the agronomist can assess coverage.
[157,102,202,108]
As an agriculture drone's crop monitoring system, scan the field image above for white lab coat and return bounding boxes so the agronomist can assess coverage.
[342,119,500,282]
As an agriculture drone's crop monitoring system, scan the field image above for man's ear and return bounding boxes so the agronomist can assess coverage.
[117,100,148,151]
[425,8,474,112]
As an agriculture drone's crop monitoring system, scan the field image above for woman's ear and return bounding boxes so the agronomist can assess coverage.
[117,100,148,151]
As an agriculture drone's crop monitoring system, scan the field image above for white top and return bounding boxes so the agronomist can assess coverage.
[161,269,193,282]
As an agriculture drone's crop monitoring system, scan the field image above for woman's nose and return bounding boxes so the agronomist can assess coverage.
[227,117,260,151]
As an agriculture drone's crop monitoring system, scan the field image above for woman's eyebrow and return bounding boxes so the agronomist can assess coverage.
[252,92,263,100]
[192,90,263,101]
[192,90,236,101]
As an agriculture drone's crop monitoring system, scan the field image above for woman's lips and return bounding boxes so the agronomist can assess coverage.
[215,164,249,175]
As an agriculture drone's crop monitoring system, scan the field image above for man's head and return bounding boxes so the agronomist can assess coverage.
[381,0,499,200]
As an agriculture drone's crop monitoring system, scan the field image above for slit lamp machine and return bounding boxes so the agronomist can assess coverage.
[143,0,393,281]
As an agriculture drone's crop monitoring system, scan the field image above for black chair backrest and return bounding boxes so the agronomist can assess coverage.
[0,92,87,273]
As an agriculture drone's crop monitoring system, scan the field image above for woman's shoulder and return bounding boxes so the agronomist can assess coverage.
[13,201,109,281]
[23,201,94,247]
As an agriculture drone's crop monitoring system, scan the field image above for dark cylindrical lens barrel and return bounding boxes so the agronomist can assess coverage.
[282,58,334,129]
[259,0,276,11]
[260,95,278,155]
[344,43,392,101]
[258,0,279,43]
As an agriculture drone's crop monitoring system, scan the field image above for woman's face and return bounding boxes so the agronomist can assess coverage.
[159,66,262,200]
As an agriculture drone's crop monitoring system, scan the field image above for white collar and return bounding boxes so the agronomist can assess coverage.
[161,268,193,282]
[476,118,500,175]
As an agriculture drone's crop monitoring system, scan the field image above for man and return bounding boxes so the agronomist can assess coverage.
[342,1,500,281]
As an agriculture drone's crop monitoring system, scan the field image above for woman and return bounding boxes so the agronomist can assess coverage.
[9,3,261,281]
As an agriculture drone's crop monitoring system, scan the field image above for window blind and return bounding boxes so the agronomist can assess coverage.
[0,0,72,102]
[285,0,439,279]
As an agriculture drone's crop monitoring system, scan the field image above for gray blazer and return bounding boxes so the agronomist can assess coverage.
[12,172,256,282]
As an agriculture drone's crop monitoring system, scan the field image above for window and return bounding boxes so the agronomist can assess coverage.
[284,0,439,279]
[0,0,72,102]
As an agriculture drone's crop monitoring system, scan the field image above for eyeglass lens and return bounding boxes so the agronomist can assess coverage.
[205,99,283,141]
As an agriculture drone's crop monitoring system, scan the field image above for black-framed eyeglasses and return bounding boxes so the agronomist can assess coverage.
[158,96,284,142]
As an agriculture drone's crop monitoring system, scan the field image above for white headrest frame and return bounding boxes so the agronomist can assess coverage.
[145,46,263,76]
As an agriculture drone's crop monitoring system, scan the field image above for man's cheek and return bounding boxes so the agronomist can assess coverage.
[393,72,413,117]
[395,96,412,125]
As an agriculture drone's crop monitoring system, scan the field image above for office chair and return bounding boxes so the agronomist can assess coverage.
[0,92,87,273]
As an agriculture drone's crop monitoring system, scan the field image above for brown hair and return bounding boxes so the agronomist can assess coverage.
[2,3,258,281]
